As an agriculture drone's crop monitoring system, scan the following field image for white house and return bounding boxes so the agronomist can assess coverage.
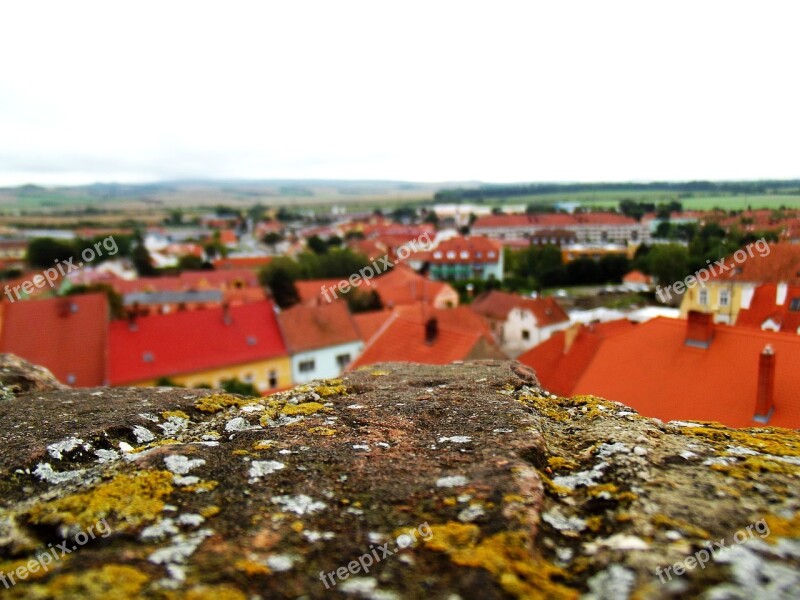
[469,290,571,357]
[277,301,363,384]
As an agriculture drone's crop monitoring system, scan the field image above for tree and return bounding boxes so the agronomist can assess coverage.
[646,244,690,286]
[345,289,383,313]
[26,238,76,269]
[220,378,259,397]
[178,255,207,271]
[131,233,157,276]
[306,235,328,255]
[263,232,283,248]
[260,259,300,308]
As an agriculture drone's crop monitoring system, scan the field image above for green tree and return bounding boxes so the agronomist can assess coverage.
[26,238,76,269]
[307,235,328,255]
[178,255,207,271]
[220,378,259,397]
[646,244,690,286]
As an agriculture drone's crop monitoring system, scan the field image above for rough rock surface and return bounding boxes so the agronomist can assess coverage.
[0,359,798,599]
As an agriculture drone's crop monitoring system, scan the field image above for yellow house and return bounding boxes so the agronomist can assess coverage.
[109,301,293,392]
[677,242,798,324]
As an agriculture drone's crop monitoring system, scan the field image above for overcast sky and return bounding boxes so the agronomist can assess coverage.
[1,1,799,186]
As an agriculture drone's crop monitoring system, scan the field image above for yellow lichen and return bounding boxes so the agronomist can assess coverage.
[547,457,579,471]
[232,450,250,456]
[587,483,618,497]
[291,520,304,533]
[184,585,248,600]
[585,516,603,532]
[161,410,189,420]
[314,379,348,396]
[307,427,337,436]
[281,402,326,416]
[181,480,219,494]
[651,514,710,539]
[424,522,576,599]
[537,470,571,496]
[503,494,527,504]
[253,440,275,450]
[710,456,800,479]
[199,505,221,519]
[194,394,248,413]
[234,559,271,576]
[763,512,800,541]
[27,470,173,531]
[131,438,181,453]
[8,565,149,599]
[680,425,800,457]
[370,370,390,376]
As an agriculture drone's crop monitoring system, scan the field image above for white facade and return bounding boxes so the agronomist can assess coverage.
[290,340,364,384]
[494,307,570,357]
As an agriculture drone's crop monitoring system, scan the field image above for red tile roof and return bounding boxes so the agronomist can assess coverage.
[352,309,394,342]
[112,270,260,295]
[372,266,457,307]
[736,283,800,333]
[0,293,109,386]
[623,270,652,284]
[470,290,569,327]
[414,236,502,265]
[517,320,635,397]
[708,243,800,285]
[351,306,504,368]
[521,317,800,428]
[277,302,360,353]
[213,256,273,270]
[473,213,638,229]
[109,300,287,385]
[295,279,347,306]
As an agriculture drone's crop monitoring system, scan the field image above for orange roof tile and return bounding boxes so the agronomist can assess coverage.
[736,283,800,333]
[352,309,394,342]
[277,302,360,353]
[523,317,800,428]
[0,293,109,386]
[708,243,800,285]
[351,306,504,368]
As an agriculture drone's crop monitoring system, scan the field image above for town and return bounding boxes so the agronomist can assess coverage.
[2,194,799,429]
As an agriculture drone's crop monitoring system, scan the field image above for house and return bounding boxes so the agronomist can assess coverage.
[518,312,800,428]
[679,243,800,324]
[471,213,650,245]
[277,302,363,384]
[735,283,800,334]
[469,290,570,357]
[622,270,653,292]
[352,309,394,343]
[372,265,459,308]
[350,305,504,368]
[0,293,109,386]
[410,236,504,281]
[109,300,291,392]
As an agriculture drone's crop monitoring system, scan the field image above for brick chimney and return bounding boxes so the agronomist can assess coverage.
[754,344,776,422]
[424,317,438,345]
[684,311,714,348]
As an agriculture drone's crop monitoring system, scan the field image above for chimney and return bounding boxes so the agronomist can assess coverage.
[222,301,232,325]
[127,308,138,331]
[424,317,438,345]
[754,344,776,422]
[684,311,714,348]
[563,322,581,353]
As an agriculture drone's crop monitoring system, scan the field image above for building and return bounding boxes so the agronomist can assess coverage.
[471,213,650,245]
[560,243,634,263]
[277,302,363,384]
[410,236,504,281]
[622,270,653,292]
[469,290,570,357]
[678,243,800,324]
[351,304,504,368]
[518,312,800,428]
[0,293,109,386]
[372,266,459,309]
[109,300,290,392]
[735,283,800,334]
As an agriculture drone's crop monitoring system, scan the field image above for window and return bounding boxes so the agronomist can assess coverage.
[699,289,708,306]
[243,372,254,383]
[790,298,800,312]
[299,359,316,373]
[459,250,469,259]
[336,353,351,369]
[521,330,530,341]
[446,251,456,259]
[719,289,730,307]
[268,370,278,388]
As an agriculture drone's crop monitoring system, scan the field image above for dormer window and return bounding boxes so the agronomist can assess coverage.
[790,298,800,312]
[433,251,443,259]
[446,251,456,259]
[459,251,469,259]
